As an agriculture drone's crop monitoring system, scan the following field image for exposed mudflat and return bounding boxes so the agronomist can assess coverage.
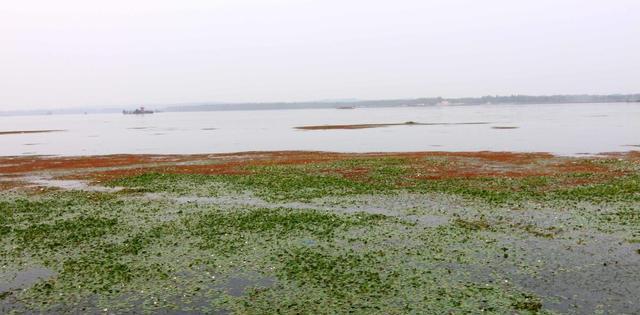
[0,130,65,135]
[295,121,491,130]
[1,151,639,314]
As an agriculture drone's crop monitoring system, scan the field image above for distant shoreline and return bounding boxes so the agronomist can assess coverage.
[2,94,639,117]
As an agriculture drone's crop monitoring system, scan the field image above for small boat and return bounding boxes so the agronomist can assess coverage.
[336,106,355,110]
[123,106,154,115]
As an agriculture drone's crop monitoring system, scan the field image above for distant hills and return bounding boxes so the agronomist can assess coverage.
[2,94,639,116]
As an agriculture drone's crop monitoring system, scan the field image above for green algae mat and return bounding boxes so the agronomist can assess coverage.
[1,152,639,314]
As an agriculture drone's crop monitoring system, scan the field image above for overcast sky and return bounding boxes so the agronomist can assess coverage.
[1,0,638,110]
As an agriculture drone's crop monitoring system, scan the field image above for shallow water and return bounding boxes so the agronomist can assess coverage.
[0,267,56,294]
[0,103,638,156]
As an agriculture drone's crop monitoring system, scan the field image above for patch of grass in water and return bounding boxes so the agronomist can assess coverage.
[453,217,494,231]
[108,172,226,196]
[552,175,640,202]
[0,225,10,237]
[108,158,640,205]
[108,159,409,201]
[107,224,175,256]
[189,207,392,253]
[30,223,180,298]
[14,216,118,251]
[519,224,560,239]
[277,247,400,300]
[226,171,384,201]
[412,174,640,204]
[411,176,551,205]
[0,191,119,226]
[234,243,549,314]
[599,206,640,227]
[0,198,60,226]
[224,160,410,201]
[1,183,562,313]
[512,294,544,312]
[54,254,169,294]
[426,284,546,314]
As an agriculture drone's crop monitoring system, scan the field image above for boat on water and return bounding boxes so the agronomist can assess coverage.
[123,106,154,115]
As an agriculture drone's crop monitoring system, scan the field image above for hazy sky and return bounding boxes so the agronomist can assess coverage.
[1,0,639,110]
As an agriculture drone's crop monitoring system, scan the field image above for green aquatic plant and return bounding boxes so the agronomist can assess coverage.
[108,157,640,205]
[3,154,639,313]
[552,174,640,202]
[189,207,392,253]
[277,247,401,300]
[14,216,118,251]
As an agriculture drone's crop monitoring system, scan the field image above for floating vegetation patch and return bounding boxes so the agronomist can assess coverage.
[1,152,640,313]
[14,216,118,251]
[189,207,393,254]
[277,247,401,300]
[107,156,640,205]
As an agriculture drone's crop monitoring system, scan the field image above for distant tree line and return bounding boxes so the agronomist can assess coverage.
[4,94,638,116]
[451,94,640,105]
[163,93,640,112]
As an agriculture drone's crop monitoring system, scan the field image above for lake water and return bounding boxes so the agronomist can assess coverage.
[0,103,638,156]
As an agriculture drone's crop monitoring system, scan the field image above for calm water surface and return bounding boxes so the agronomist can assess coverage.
[1,103,638,156]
